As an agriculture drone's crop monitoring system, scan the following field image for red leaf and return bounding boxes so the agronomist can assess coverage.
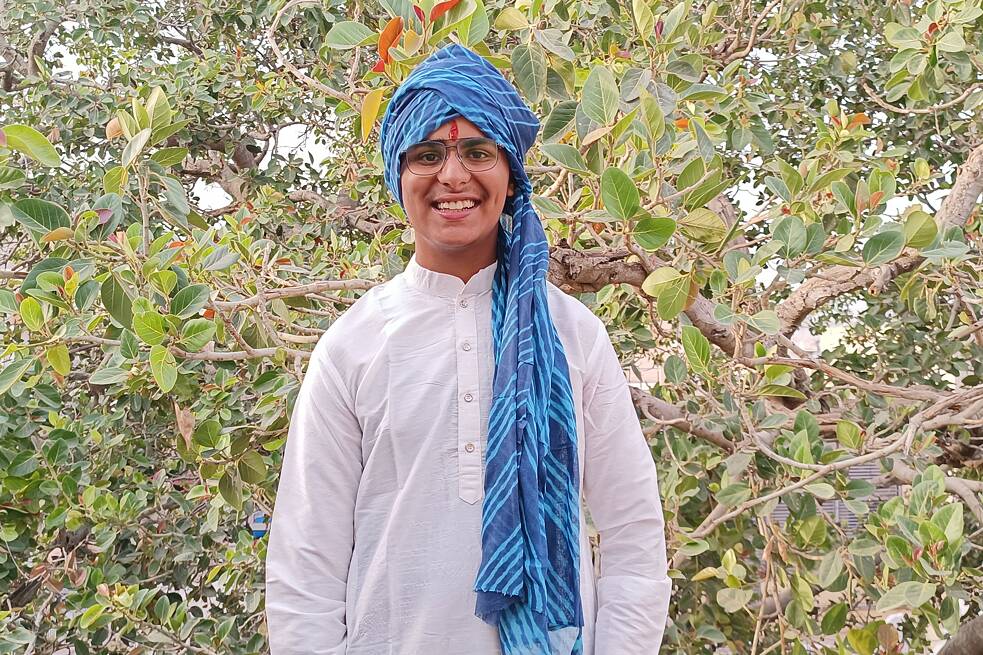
[414,5,425,22]
[430,0,460,22]
[95,208,113,224]
[372,58,386,73]
[378,16,403,64]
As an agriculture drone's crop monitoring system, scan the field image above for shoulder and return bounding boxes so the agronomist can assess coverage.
[545,281,608,370]
[309,278,393,381]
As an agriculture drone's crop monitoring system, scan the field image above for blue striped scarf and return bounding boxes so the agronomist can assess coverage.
[379,44,584,654]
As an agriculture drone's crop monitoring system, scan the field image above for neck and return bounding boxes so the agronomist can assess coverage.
[414,242,497,283]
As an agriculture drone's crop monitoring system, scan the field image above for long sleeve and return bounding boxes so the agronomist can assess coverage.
[581,321,672,654]
[265,342,363,654]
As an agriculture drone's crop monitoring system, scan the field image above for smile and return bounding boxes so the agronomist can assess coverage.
[432,198,481,219]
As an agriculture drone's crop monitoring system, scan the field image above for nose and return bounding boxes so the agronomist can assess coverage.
[435,149,472,187]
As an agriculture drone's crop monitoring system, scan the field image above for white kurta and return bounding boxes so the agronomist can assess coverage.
[265,254,671,654]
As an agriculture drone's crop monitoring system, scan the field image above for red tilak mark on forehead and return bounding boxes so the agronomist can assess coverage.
[448,120,459,139]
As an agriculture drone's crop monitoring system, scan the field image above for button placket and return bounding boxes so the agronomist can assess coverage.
[455,293,482,504]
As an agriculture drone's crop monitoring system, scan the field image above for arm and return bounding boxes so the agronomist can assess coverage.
[265,343,363,654]
[581,322,672,653]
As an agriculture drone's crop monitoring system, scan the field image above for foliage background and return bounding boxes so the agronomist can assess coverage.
[1,0,983,652]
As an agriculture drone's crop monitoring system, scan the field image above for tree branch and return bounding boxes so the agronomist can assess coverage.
[776,141,983,334]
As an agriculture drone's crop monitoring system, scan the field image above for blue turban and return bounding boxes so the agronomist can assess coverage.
[379,44,584,654]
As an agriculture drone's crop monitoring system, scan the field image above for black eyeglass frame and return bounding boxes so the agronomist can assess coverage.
[400,137,504,176]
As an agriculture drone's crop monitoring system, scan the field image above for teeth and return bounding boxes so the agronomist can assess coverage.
[436,200,476,210]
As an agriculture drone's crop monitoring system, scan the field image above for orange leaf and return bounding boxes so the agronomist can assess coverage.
[847,113,870,129]
[168,240,188,248]
[430,0,461,22]
[673,117,689,129]
[63,265,74,281]
[203,308,215,319]
[869,191,884,209]
[378,16,403,64]
[372,58,386,73]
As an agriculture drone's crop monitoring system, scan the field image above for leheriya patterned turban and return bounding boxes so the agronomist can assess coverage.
[379,44,584,654]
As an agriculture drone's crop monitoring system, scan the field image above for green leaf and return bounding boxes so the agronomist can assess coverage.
[170,283,210,318]
[936,30,966,53]
[149,344,177,393]
[817,550,843,588]
[534,28,575,61]
[747,309,780,335]
[101,276,134,329]
[0,357,36,395]
[146,87,173,131]
[324,21,377,48]
[639,92,665,144]
[821,602,848,634]
[494,6,529,29]
[219,468,243,510]
[836,420,863,450]
[19,296,45,331]
[0,166,26,189]
[862,230,905,266]
[903,210,937,248]
[679,208,727,244]
[542,101,577,142]
[642,267,690,320]
[2,124,61,167]
[681,325,711,375]
[807,167,853,193]
[632,0,654,38]
[875,581,936,612]
[79,603,107,629]
[633,216,675,250]
[540,144,590,175]
[581,65,619,126]
[758,384,806,400]
[133,310,168,345]
[884,23,922,50]
[804,483,836,500]
[180,318,216,352]
[122,128,152,169]
[600,167,640,220]
[715,587,752,613]
[238,450,267,484]
[103,166,128,194]
[10,198,71,243]
[120,329,140,359]
[847,628,878,655]
[45,343,71,376]
[664,354,687,384]
[931,504,963,544]
[715,483,751,508]
[772,215,806,258]
[511,44,547,104]
[150,147,188,167]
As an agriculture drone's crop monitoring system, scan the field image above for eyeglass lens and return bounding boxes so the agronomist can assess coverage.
[404,138,499,175]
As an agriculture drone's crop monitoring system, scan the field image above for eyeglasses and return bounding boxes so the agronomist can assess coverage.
[402,137,502,176]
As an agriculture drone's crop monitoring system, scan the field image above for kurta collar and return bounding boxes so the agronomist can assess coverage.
[404,254,497,297]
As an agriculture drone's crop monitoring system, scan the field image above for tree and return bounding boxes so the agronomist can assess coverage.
[1,0,981,652]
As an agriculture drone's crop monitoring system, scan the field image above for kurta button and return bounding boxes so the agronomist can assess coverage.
[462,341,471,351]
[465,442,475,453]
[459,298,469,308]
[464,393,473,402]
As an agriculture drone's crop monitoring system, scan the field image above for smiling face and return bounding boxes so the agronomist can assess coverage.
[399,117,514,281]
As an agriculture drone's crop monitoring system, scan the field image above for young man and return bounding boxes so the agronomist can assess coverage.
[265,45,671,654]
